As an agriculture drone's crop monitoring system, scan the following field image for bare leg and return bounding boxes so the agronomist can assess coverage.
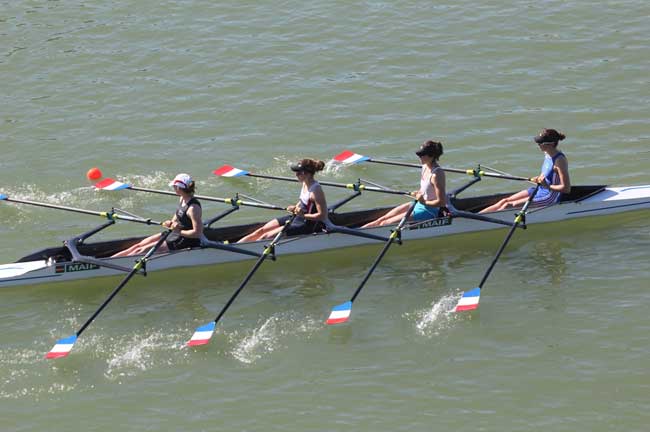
[256,224,285,241]
[371,211,409,227]
[362,202,410,228]
[112,233,167,257]
[479,189,530,214]
[238,219,281,243]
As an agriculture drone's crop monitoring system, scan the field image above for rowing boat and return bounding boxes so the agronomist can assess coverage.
[2,184,649,288]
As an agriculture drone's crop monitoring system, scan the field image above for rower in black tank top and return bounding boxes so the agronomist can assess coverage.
[166,197,202,250]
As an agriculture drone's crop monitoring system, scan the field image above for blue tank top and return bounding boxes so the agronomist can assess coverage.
[533,152,565,202]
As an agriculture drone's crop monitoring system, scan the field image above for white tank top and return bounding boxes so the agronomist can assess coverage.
[299,181,321,213]
[419,166,441,201]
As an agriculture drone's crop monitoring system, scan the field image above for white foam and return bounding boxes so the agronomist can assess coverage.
[410,293,459,337]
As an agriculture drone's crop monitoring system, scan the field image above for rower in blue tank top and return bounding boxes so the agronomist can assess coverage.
[480,128,571,213]
[362,140,447,228]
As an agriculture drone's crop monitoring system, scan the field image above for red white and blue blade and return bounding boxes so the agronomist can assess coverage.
[332,150,370,165]
[46,335,77,359]
[94,178,130,191]
[455,288,481,312]
[213,165,249,178]
[326,301,352,325]
[188,322,216,346]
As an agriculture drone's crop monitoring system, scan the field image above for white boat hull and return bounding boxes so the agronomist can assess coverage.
[2,185,649,288]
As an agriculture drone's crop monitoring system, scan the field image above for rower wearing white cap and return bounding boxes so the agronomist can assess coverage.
[112,173,203,257]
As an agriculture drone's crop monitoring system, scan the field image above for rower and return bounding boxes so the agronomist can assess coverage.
[362,140,448,228]
[112,173,203,257]
[479,129,571,213]
[238,159,330,243]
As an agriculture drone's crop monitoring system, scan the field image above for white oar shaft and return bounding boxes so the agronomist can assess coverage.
[1,196,160,225]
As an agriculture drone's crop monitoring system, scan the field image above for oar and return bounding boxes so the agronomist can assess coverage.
[46,230,172,359]
[332,150,534,182]
[93,178,284,211]
[214,165,409,196]
[326,201,417,325]
[455,184,541,312]
[0,194,161,225]
[187,214,297,346]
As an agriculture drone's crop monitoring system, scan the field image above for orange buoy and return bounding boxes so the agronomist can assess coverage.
[86,167,102,181]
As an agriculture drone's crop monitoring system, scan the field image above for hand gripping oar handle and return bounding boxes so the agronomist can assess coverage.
[0,195,162,225]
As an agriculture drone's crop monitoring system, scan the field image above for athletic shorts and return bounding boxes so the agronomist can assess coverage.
[275,214,325,236]
[166,234,202,250]
[411,202,441,221]
[527,186,561,206]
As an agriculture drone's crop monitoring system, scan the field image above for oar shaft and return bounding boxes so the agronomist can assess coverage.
[211,215,296,326]
[350,201,416,303]
[76,230,172,337]
[350,231,397,303]
[126,185,283,211]
[365,158,532,182]
[477,185,540,289]
[212,250,269,325]
[244,173,408,195]
[2,196,161,225]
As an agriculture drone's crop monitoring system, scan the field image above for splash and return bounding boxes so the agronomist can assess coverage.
[231,313,319,364]
[104,330,187,379]
[409,293,459,337]
[324,159,346,177]
[127,171,171,189]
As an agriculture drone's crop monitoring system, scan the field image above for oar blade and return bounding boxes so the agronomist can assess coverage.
[0,193,7,200]
[187,322,216,346]
[332,150,370,165]
[213,165,249,178]
[326,301,352,325]
[0,260,48,279]
[455,288,481,312]
[94,178,130,191]
[45,335,77,359]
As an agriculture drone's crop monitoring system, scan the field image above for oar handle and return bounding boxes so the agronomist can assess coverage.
[1,196,161,225]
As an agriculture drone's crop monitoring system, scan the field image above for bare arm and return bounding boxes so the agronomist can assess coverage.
[550,156,571,194]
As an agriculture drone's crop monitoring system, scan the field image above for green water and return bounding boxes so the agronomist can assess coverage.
[1,1,649,431]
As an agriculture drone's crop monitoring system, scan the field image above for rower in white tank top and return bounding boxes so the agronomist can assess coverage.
[412,165,443,221]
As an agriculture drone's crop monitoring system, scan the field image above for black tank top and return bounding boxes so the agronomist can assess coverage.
[175,197,201,230]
